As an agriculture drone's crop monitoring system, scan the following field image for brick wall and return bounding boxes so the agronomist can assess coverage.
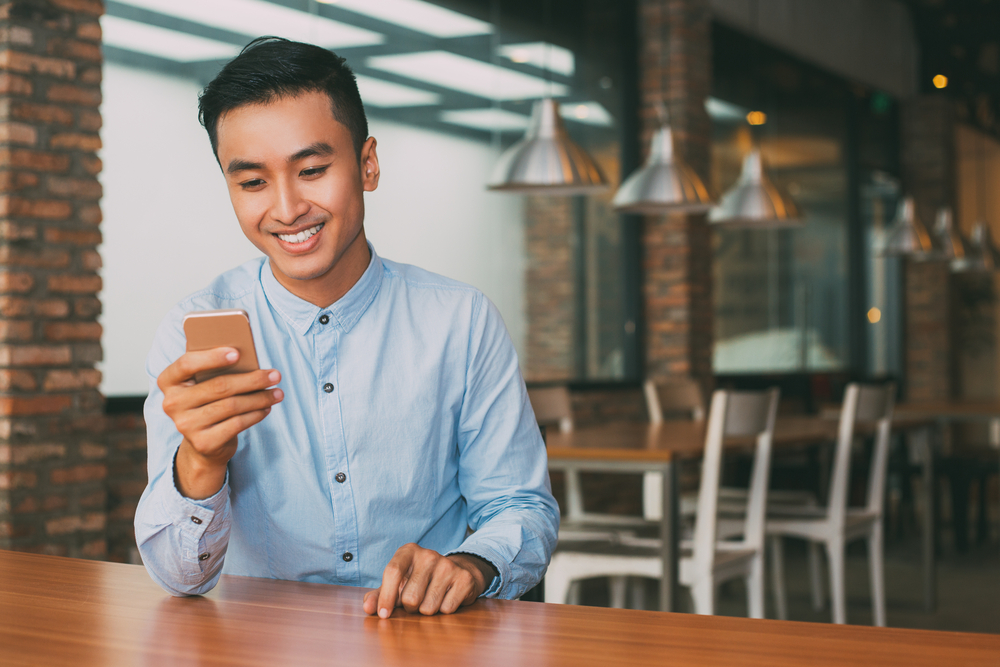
[900,96,954,401]
[639,0,714,388]
[0,0,105,557]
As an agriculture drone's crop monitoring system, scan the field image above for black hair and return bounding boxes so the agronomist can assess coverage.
[198,36,368,161]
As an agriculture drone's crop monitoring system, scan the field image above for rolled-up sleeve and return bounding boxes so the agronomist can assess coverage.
[448,294,560,600]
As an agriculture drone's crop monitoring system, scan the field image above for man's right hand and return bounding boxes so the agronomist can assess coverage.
[159,347,283,500]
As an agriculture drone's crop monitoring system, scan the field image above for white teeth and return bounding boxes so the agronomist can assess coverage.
[277,223,324,244]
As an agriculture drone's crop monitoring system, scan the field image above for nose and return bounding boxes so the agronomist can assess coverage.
[271,178,310,226]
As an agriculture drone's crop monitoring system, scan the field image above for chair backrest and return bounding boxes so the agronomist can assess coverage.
[527,386,573,433]
[826,383,896,524]
[691,388,780,572]
[644,378,705,424]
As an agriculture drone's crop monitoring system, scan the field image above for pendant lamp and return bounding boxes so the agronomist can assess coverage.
[612,123,713,214]
[965,221,1000,272]
[487,98,608,195]
[708,149,802,228]
[932,207,974,272]
[882,196,935,258]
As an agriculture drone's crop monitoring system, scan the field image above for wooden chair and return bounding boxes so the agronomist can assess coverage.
[766,383,895,626]
[545,388,780,618]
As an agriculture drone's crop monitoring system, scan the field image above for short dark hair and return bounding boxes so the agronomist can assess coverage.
[198,36,369,160]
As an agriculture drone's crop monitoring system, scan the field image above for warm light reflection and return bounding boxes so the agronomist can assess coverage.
[508,49,530,63]
[573,104,589,119]
[746,110,767,126]
[933,74,948,89]
[867,307,882,324]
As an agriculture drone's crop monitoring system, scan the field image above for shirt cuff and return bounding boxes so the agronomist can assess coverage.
[445,545,505,598]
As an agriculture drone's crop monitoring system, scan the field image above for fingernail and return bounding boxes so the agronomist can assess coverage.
[225,350,239,362]
[379,608,389,619]
[268,370,280,383]
[264,407,271,414]
[273,388,283,401]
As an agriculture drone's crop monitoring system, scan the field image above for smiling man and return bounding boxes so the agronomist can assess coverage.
[134,37,559,618]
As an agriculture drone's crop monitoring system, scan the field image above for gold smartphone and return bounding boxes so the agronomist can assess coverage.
[183,309,260,383]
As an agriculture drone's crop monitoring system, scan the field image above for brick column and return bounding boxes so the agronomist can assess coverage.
[0,0,105,558]
[638,0,713,388]
[900,96,954,401]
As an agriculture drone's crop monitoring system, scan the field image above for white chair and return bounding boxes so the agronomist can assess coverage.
[545,388,780,618]
[766,383,895,626]
[642,379,705,521]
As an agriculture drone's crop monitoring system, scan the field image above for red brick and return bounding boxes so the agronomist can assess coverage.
[78,66,101,85]
[0,172,40,191]
[47,37,101,63]
[0,443,9,463]
[13,443,65,464]
[46,83,100,107]
[80,250,100,270]
[0,122,36,145]
[13,495,38,513]
[10,101,73,126]
[0,345,73,367]
[0,221,37,240]
[73,296,100,317]
[0,368,35,390]
[43,494,68,512]
[76,22,101,42]
[0,320,32,341]
[0,245,70,268]
[46,322,102,344]
[0,26,33,47]
[77,109,101,132]
[80,489,106,508]
[0,197,72,220]
[43,368,101,391]
[0,521,10,538]
[0,395,72,415]
[0,50,75,78]
[50,0,105,16]
[81,539,106,558]
[48,274,101,294]
[0,271,33,293]
[50,463,106,485]
[78,204,101,224]
[79,441,106,459]
[80,155,101,175]
[0,470,37,489]
[0,148,70,171]
[22,543,68,557]
[35,299,69,318]
[0,72,32,96]
[45,176,102,200]
[49,132,101,151]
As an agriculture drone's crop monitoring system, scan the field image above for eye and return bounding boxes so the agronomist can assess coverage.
[301,165,329,178]
[239,178,266,191]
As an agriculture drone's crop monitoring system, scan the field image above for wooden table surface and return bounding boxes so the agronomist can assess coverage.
[2,550,997,667]
[895,400,1000,420]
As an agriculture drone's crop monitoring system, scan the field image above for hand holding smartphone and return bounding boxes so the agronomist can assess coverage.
[183,309,260,382]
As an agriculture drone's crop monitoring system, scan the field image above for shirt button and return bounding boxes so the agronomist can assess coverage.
[199,553,210,561]
[342,552,353,562]
[319,314,330,325]
[335,472,346,483]
[191,516,202,525]
[323,383,334,393]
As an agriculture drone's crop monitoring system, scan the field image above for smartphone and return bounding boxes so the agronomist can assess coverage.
[183,309,260,383]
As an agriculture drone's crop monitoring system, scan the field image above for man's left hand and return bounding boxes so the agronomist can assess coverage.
[362,544,497,618]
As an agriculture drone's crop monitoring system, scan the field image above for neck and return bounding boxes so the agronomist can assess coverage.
[270,229,371,308]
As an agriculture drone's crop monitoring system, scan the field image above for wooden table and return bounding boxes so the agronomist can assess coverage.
[2,551,997,666]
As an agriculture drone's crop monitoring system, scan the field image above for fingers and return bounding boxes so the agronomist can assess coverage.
[159,348,239,389]
[374,545,416,619]
[365,546,485,618]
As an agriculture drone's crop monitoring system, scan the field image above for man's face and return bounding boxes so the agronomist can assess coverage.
[216,90,379,298]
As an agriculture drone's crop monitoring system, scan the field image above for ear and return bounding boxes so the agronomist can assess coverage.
[360,136,380,192]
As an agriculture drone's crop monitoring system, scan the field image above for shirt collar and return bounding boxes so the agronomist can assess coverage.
[260,242,384,336]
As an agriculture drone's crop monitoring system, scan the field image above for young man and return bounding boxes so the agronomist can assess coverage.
[134,37,559,618]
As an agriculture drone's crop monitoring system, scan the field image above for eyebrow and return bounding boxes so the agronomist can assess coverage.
[225,142,335,175]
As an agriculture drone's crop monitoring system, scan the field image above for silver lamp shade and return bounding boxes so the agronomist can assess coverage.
[487,98,608,195]
[882,197,935,258]
[932,207,973,271]
[965,221,1000,272]
[612,125,713,214]
[708,149,802,228]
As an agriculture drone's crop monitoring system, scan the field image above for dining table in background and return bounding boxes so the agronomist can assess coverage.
[2,550,998,667]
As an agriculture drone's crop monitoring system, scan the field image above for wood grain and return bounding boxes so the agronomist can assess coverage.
[2,550,997,666]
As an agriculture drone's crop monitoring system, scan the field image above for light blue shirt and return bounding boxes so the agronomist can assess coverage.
[135,245,559,599]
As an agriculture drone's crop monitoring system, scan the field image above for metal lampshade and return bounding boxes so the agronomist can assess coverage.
[965,221,1000,272]
[708,149,802,228]
[882,197,935,258]
[932,207,973,272]
[612,124,713,214]
[487,98,608,195]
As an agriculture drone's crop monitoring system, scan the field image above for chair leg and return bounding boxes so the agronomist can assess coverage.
[544,559,572,604]
[826,538,847,625]
[609,576,627,609]
[630,578,647,610]
[809,541,825,611]
[567,580,581,606]
[747,552,765,619]
[769,535,788,621]
[869,522,886,627]
[690,580,714,616]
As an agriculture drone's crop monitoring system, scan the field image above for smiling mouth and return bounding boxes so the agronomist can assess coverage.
[275,223,324,244]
